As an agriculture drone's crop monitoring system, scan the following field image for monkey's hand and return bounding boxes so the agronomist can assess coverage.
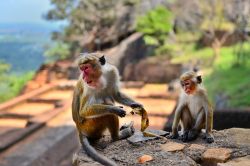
[205,133,214,143]
[130,103,143,109]
[112,106,126,117]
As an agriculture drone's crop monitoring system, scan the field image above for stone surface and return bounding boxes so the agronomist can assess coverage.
[127,129,169,143]
[105,33,148,77]
[123,56,182,83]
[218,155,250,166]
[202,148,232,163]
[74,127,250,166]
[189,144,206,150]
[224,128,250,147]
[185,144,206,163]
[161,142,186,152]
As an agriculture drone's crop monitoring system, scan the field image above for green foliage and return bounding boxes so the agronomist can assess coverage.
[46,0,123,55]
[0,32,48,73]
[171,37,250,107]
[136,6,173,46]
[0,62,34,103]
[199,0,235,31]
[155,42,180,58]
[0,61,10,74]
[205,65,250,108]
[45,42,70,61]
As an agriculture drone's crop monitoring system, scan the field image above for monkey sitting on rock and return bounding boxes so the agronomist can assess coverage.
[72,53,144,166]
[168,71,214,143]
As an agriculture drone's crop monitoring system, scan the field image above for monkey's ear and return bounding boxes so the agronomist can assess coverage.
[197,75,202,84]
[99,55,106,65]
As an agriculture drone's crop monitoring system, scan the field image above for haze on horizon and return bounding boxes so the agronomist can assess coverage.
[0,0,61,26]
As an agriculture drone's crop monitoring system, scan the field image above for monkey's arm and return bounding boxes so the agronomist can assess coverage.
[80,104,126,118]
[172,103,184,135]
[72,86,81,123]
[113,91,142,108]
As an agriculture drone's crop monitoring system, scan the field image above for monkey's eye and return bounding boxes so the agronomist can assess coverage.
[92,64,97,68]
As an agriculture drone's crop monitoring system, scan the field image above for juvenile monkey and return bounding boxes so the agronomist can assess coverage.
[72,53,143,166]
[169,71,214,143]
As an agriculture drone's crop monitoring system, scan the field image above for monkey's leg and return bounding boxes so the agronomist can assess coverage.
[106,115,134,141]
[119,121,135,140]
[180,107,193,142]
[105,114,119,141]
[188,110,205,141]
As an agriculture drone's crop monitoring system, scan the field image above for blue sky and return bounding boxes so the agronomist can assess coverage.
[0,0,53,25]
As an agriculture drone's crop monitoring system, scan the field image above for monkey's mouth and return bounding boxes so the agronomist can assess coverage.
[87,80,92,84]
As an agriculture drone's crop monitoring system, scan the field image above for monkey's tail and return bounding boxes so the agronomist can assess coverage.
[81,136,117,166]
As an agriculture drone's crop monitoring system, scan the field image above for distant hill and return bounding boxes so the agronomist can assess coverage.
[0,22,60,34]
[0,23,59,74]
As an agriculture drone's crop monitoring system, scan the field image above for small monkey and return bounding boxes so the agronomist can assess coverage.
[72,53,143,166]
[169,71,214,143]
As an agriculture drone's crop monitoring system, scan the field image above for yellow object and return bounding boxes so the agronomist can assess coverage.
[130,107,149,132]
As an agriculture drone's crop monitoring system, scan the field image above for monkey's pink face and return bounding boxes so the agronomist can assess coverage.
[79,63,102,88]
[181,79,196,95]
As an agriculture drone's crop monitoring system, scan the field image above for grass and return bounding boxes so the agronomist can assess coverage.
[171,39,250,108]
[0,72,34,103]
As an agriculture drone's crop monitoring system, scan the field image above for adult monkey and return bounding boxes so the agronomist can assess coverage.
[72,53,143,166]
[169,71,214,143]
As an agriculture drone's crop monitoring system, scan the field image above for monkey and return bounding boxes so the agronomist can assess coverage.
[168,71,214,143]
[72,53,144,166]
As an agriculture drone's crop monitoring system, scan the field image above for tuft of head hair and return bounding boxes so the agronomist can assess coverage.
[76,53,106,66]
[180,71,196,81]
[180,71,202,84]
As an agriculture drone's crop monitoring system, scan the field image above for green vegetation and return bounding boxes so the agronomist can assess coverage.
[135,2,250,108]
[46,0,126,58]
[45,42,70,62]
[171,40,250,108]
[136,6,173,56]
[0,33,48,73]
[0,24,51,103]
[0,62,34,103]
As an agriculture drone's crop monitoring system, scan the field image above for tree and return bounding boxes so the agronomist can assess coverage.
[45,0,136,59]
[173,0,250,65]
[136,6,173,56]
[44,42,70,62]
[198,0,235,64]
[225,0,250,66]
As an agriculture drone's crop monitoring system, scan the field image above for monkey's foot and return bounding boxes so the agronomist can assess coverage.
[205,133,214,143]
[179,131,189,142]
[119,122,135,140]
[166,133,179,139]
[120,121,134,131]
[187,129,199,141]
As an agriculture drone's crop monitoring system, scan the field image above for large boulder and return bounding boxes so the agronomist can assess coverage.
[123,56,182,83]
[105,33,149,76]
